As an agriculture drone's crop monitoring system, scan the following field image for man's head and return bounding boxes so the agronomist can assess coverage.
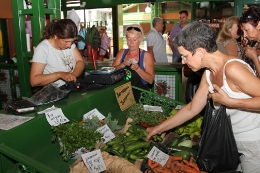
[179,10,189,26]
[152,17,164,32]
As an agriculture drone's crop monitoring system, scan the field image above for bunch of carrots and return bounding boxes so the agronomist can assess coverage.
[146,156,207,173]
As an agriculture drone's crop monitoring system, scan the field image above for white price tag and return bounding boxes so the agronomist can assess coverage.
[147,146,169,166]
[175,105,184,110]
[143,105,163,112]
[83,108,105,120]
[96,124,115,143]
[82,149,106,173]
[45,108,69,126]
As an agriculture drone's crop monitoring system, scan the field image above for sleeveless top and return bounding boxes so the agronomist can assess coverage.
[120,49,150,102]
[206,59,260,141]
[223,39,244,59]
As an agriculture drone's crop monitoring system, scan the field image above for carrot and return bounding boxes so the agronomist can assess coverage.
[147,158,153,167]
[155,167,173,173]
[164,157,173,169]
[182,167,200,173]
[189,156,195,163]
[189,162,200,171]
[170,156,182,161]
[151,162,159,169]
[183,160,190,166]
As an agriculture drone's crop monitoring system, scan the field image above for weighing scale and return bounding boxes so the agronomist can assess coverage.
[84,67,126,85]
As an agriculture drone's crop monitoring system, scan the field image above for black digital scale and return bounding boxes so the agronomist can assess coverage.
[84,67,126,85]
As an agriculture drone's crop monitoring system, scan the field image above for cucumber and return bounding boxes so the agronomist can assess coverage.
[106,133,124,146]
[179,134,191,142]
[110,149,124,158]
[168,137,181,147]
[125,141,151,153]
[169,146,197,158]
[172,150,190,160]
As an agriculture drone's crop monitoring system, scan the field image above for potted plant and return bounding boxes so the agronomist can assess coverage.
[78,25,101,61]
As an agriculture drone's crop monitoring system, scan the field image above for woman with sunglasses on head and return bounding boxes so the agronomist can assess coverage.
[30,19,85,88]
[240,5,260,78]
[146,21,260,172]
[112,24,154,102]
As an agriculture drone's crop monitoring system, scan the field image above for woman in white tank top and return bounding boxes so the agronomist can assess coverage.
[146,19,260,173]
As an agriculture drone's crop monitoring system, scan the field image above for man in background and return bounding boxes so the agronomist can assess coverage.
[169,10,189,62]
[146,17,168,62]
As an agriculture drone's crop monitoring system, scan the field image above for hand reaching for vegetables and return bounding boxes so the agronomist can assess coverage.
[146,125,162,141]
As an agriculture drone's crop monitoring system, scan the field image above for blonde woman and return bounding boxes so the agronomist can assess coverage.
[216,16,244,59]
[112,24,154,102]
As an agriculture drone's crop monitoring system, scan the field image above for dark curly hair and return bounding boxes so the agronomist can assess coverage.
[239,5,260,27]
[41,19,77,42]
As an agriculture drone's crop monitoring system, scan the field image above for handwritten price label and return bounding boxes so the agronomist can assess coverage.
[96,124,115,143]
[83,108,105,121]
[143,105,163,112]
[82,149,106,173]
[45,108,69,126]
[147,146,169,166]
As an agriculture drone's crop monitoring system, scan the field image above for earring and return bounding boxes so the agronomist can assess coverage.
[201,58,203,62]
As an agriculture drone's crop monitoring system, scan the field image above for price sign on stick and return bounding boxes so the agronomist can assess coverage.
[82,149,106,173]
[96,124,115,143]
[114,82,136,111]
[147,146,170,166]
[45,108,69,126]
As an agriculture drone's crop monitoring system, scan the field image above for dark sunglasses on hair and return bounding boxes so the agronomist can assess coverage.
[240,13,257,21]
[126,26,142,33]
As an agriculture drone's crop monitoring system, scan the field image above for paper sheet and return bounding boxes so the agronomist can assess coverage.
[0,114,34,130]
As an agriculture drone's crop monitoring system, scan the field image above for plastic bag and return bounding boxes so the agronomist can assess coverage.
[23,84,70,105]
[196,99,240,172]
[185,71,202,103]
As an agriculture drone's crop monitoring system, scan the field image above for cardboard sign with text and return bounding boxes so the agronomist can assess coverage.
[114,82,136,111]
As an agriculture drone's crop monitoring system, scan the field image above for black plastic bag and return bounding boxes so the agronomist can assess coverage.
[185,71,202,103]
[196,99,240,172]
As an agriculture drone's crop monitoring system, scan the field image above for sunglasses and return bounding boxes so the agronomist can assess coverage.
[240,13,258,21]
[126,26,142,33]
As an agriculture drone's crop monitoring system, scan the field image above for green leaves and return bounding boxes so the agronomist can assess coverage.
[77,25,101,49]
[51,121,103,162]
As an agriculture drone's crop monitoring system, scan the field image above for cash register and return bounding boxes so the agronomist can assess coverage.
[83,67,126,86]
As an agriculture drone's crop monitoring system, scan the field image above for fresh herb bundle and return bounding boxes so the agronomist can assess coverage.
[51,121,103,162]
[127,103,166,125]
[82,113,121,132]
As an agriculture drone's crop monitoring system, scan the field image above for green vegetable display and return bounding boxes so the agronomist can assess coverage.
[51,121,103,162]
[126,103,166,126]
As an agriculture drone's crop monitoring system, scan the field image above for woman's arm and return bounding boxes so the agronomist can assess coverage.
[245,45,260,78]
[209,61,260,111]
[146,73,209,140]
[71,47,85,77]
[133,51,154,84]
[112,49,128,69]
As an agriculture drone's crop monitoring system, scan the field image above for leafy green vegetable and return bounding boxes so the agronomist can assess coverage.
[127,103,166,125]
[82,113,121,132]
[51,121,103,162]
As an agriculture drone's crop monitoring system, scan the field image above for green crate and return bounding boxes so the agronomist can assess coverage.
[133,86,185,116]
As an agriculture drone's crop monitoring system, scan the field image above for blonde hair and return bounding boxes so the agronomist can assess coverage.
[216,16,240,43]
[125,24,143,38]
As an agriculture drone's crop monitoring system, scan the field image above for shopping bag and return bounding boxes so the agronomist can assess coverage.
[196,99,240,172]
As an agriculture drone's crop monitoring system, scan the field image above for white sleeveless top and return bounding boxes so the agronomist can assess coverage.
[206,59,260,141]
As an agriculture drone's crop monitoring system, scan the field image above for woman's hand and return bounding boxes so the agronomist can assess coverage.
[60,72,77,82]
[123,57,132,66]
[245,45,258,62]
[146,126,162,141]
[130,63,139,71]
[208,84,231,105]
